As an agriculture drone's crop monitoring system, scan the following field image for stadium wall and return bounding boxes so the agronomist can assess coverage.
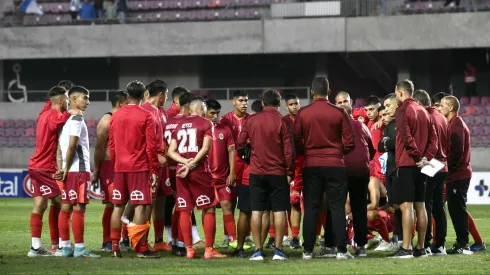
[1,13,490,59]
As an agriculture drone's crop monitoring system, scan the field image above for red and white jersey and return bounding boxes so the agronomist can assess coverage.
[209,123,234,181]
[219,112,249,142]
[28,101,70,172]
[368,119,385,176]
[171,115,214,172]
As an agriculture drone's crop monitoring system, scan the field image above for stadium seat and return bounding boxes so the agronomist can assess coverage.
[0,137,6,148]
[475,106,486,115]
[24,128,36,137]
[462,115,474,125]
[460,96,469,106]
[0,128,5,137]
[470,96,480,105]
[474,115,485,125]
[482,96,490,106]
[0,120,4,127]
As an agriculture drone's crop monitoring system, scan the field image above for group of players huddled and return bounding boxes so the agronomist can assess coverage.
[26,77,485,260]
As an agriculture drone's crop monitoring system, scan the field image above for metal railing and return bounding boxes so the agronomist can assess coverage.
[3,87,311,102]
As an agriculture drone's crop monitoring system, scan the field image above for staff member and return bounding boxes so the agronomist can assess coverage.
[295,77,355,260]
[236,89,295,261]
[392,80,438,259]
[439,96,473,255]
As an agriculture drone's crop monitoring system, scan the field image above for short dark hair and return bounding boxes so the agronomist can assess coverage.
[251,100,263,113]
[205,99,221,111]
[48,86,67,98]
[146,80,168,97]
[413,89,432,107]
[396,79,415,97]
[68,86,89,96]
[384,93,396,102]
[110,90,128,107]
[311,77,329,96]
[126,80,146,100]
[284,93,298,102]
[262,89,281,107]
[57,80,75,91]
[178,92,194,107]
[432,92,449,105]
[364,95,381,106]
[172,86,189,99]
[232,90,248,99]
[378,105,386,112]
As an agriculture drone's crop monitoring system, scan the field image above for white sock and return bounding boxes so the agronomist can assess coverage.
[177,241,185,248]
[165,227,172,243]
[58,238,62,248]
[245,236,252,241]
[283,236,289,241]
[192,226,201,244]
[224,235,230,241]
[32,237,41,249]
[62,240,71,248]
[75,243,84,249]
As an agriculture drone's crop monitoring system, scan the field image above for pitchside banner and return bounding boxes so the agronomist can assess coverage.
[0,169,103,199]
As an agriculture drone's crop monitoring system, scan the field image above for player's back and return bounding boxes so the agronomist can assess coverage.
[110,104,153,172]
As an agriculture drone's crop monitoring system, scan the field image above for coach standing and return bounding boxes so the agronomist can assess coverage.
[392,80,438,259]
[236,89,295,261]
[295,77,355,260]
[439,96,473,255]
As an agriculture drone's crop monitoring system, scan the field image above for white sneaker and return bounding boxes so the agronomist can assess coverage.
[387,242,400,252]
[282,237,291,247]
[336,251,355,260]
[366,235,381,249]
[374,240,391,251]
[431,246,447,256]
[302,252,313,260]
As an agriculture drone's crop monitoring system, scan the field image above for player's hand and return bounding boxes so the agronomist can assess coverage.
[177,165,190,178]
[373,120,383,130]
[68,109,82,116]
[186,159,197,170]
[54,168,68,182]
[92,170,99,184]
[158,155,167,166]
[416,157,431,168]
[151,173,158,189]
[226,173,236,187]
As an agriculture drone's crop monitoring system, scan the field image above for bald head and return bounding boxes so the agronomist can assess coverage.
[335,91,350,102]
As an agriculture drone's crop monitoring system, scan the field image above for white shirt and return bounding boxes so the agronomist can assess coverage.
[59,115,90,172]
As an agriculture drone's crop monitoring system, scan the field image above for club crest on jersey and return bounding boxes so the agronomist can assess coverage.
[219,133,224,140]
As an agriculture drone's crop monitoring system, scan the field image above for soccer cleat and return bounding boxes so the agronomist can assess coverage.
[172,245,186,257]
[119,238,133,252]
[53,249,64,257]
[219,239,230,249]
[430,244,447,256]
[315,246,337,258]
[193,241,206,249]
[470,243,486,252]
[374,240,392,251]
[250,249,265,261]
[232,248,247,258]
[447,243,473,255]
[204,248,227,259]
[290,237,302,249]
[366,235,381,250]
[74,248,101,258]
[244,238,255,250]
[27,246,54,257]
[112,250,122,258]
[413,247,428,258]
[265,237,275,249]
[272,248,288,260]
[425,247,432,256]
[100,242,112,252]
[186,248,197,259]
[336,251,355,260]
[282,237,291,247]
[61,247,74,257]
[152,241,172,252]
[388,247,414,259]
[302,252,313,260]
[137,250,161,259]
[355,246,367,257]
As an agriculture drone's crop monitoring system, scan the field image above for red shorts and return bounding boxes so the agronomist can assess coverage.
[291,156,304,193]
[28,169,61,199]
[154,168,173,198]
[99,160,114,204]
[369,161,386,185]
[213,178,236,202]
[234,155,248,185]
[62,172,91,205]
[176,168,218,211]
[112,171,152,205]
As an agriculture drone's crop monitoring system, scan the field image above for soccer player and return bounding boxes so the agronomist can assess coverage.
[439,96,474,255]
[391,79,438,258]
[205,99,239,249]
[431,92,449,112]
[56,86,100,258]
[236,89,294,261]
[167,86,188,118]
[27,86,77,257]
[142,80,172,252]
[92,90,128,252]
[282,93,303,249]
[413,90,449,255]
[167,97,226,259]
[109,81,160,258]
[296,77,355,260]
[336,91,375,257]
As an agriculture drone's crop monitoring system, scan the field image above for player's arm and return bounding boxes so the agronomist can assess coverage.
[423,118,439,161]
[367,182,380,211]
[93,115,110,183]
[341,109,356,154]
[49,109,80,132]
[235,121,249,153]
[227,142,236,186]
[108,117,116,165]
[397,108,422,162]
[56,143,62,169]
[167,139,189,164]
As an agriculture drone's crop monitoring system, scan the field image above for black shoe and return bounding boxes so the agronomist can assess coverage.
[388,247,414,259]
[265,237,275,249]
[172,245,186,257]
[413,247,428,258]
[137,250,161,258]
[447,243,473,255]
[112,250,122,258]
[290,237,301,249]
[232,248,247,258]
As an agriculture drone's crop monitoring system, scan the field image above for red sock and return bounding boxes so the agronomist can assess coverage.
[48,206,60,246]
[122,223,128,239]
[204,212,216,248]
[72,210,85,244]
[469,213,483,244]
[292,226,300,239]
[432,217,437,245]
[269,224,276,238]
[179,211,193,247]
[320,212,327,229]
[154,220,164,241]
[284,219,289,237]
[58,211,71,242]
[111,228,121,252]
[30,213,42,238]
[369,217,390,242]
[223,214,236,241]
[102,207,113,243]
[223,217,228,237]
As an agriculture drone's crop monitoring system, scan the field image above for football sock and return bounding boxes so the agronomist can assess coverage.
[292,226,300,239]
[102,207,113,243]
[72,210,85,245]
[223,214,236,241]
[269,224,275,238]
[469,213,483,244]
[111,228,121,252]
[49,206,60,246]
[122,223,128,239]
[179,211,193,247]
[204,212,216,248]
[59,211,71,245]
[30,213,42,249]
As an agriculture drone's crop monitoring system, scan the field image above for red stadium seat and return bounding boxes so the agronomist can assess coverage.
[25,128,36,137]
[482,96,490,106]
[460,96,469,106]
[470,96,480,105]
